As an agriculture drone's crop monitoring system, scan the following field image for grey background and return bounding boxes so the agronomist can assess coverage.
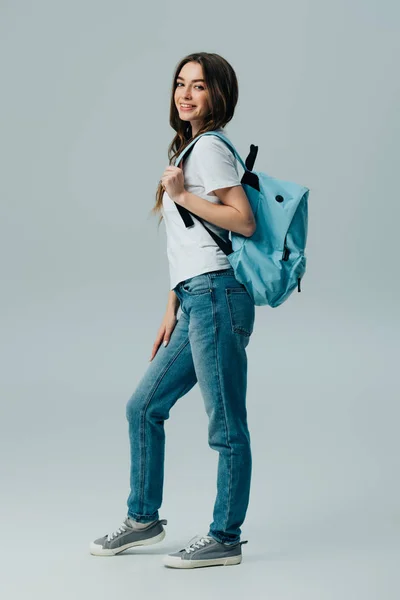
[1,0,399,598]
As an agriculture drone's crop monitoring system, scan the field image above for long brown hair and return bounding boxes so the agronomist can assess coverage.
[151,52,239,226]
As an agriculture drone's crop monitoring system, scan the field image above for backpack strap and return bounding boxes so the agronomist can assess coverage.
[174,201,233,255]
[245,143,258,171]
[174,131,248,172]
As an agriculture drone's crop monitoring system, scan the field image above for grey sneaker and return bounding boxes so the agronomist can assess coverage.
[163,534,248,568]
[90,517,167,556]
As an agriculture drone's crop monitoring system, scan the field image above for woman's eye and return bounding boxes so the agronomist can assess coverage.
[176,82,205,90]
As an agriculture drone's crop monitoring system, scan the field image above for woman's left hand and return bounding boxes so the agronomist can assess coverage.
[160,166,185,204]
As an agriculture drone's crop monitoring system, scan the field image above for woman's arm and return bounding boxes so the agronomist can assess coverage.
[149,290,180,361]
[166,289,180,316]
[175,186,256,237]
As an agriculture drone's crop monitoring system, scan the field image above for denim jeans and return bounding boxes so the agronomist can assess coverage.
[125,266,255,544]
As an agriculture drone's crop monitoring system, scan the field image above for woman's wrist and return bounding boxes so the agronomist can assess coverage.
[166,290,180,316]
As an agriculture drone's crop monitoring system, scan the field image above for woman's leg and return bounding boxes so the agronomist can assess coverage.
[175,268,255,544]
[125,309,197,523]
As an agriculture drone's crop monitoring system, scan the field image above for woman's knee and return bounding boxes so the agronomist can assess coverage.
[125,391,143,423]
[125,389,167,424]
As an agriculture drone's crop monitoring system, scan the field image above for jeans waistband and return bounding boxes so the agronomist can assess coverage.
[174,267,236,293]
[206,267,235,277]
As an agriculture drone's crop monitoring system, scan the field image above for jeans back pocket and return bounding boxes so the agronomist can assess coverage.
[225,288,255,337]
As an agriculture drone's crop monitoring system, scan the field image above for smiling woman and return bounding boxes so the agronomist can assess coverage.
[174,65,210,129]
[156,59,255,290]
[90,52,256,571]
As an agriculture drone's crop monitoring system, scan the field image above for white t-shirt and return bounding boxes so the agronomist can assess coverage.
[161,128,242,291]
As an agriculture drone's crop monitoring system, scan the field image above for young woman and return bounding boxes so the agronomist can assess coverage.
[90,52,256,569]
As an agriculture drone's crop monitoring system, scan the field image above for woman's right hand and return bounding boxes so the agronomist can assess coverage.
[149,311,178,361]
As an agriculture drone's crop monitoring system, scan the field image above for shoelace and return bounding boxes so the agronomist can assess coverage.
[184,535,213,553]
[106,520,129,542]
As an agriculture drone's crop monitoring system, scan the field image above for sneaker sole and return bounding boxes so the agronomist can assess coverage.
[90,528,166,556]
[163,554,242,568]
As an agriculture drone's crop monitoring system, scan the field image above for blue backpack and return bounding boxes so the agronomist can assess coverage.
[174,131,309,307]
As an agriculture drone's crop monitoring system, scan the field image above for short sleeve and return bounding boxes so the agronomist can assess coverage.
[193,135,242,196]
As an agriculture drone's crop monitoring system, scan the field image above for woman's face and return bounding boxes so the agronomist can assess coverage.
[174,61,210,134]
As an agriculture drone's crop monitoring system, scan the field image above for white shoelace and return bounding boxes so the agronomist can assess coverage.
[184,535,213,553]
[106,521,129,542]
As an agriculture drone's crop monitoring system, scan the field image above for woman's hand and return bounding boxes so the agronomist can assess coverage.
[149,310,178,361]
[160,165,185,203]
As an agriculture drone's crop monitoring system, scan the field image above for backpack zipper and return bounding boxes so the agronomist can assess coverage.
[282,234,290,261]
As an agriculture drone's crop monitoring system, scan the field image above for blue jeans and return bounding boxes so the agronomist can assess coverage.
[125,266,255,544]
